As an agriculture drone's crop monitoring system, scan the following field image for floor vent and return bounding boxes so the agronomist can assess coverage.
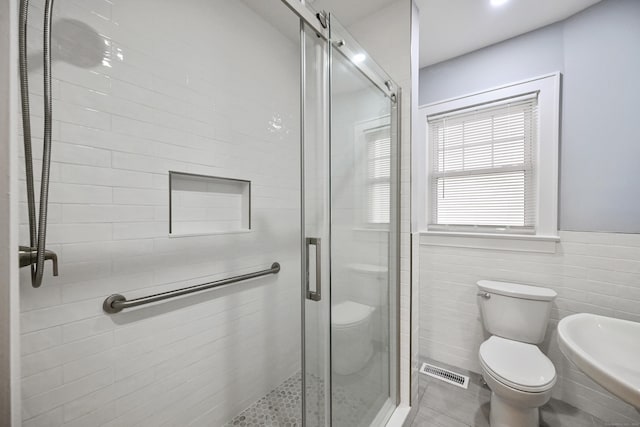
[420,362,470,389]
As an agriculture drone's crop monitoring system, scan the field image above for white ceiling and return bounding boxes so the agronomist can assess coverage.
[416,0,601,68]
[241,0,400,44]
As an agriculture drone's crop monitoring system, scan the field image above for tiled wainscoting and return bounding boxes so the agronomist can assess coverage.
[419,231,640,425]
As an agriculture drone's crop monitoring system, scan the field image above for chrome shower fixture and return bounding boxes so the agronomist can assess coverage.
[18,0,59,287]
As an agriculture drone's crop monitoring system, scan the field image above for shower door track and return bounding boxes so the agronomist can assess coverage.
[279,0,398,103]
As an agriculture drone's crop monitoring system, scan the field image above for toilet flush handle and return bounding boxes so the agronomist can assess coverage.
[477,292,491,299]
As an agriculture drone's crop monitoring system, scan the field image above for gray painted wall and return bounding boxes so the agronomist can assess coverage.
[419,0,640,233]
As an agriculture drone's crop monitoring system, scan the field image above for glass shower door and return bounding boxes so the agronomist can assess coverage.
[328,17,399,427]
[301,11,399,427]
[302,20,331,427]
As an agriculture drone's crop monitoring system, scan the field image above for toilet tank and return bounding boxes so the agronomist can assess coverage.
[477,280,557,344]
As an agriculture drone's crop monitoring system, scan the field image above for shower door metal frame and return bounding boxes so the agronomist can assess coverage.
[280,0,398,101]
[283,0,401,425]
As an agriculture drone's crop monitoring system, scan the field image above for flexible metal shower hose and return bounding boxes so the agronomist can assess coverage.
[19,0,37,282]
[18,0,55,288]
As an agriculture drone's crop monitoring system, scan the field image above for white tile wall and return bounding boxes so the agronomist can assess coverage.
[19,0,301,425]
[419,230,640,424]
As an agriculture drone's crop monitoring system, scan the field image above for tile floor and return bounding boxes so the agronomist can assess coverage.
[225,359,620,427]
[224,373,302,427]
[224,366,383,427]
[408,361,612,427]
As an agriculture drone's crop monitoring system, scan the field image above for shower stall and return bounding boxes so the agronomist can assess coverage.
[17,0,400,425]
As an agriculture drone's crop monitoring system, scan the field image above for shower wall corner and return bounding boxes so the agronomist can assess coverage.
[0,0,22,425]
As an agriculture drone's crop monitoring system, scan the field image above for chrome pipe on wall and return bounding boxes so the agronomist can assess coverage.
[18,0,59,287]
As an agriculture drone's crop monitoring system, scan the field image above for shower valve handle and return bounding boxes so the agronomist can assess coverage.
[19,246,59,277]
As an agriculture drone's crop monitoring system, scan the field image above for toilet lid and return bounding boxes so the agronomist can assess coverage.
[479,336,556,392]
[332,301,374,327]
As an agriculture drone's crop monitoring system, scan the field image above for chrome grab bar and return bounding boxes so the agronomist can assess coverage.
[103,262,280,314]
[305,238,321,301]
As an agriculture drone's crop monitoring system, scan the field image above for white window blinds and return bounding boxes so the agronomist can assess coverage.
[428,94,538,232]
[366,127,391,224]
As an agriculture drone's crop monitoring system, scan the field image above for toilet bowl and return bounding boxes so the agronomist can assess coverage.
[480,336,556,427]
[477,280,558,427]
[331,300,375,375]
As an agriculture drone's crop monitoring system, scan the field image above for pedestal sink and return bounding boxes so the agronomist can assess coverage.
[557,313,640,409]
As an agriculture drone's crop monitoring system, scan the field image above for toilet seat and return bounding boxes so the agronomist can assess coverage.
[479,336,556,393]
[331,301,375,375]
[332,301,374,328]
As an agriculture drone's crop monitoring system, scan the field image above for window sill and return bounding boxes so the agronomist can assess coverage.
[419,231,559,253]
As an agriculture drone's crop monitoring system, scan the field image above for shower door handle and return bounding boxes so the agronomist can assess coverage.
[306,237,321,301]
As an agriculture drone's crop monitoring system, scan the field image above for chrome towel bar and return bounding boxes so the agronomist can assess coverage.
[103,262,280,314]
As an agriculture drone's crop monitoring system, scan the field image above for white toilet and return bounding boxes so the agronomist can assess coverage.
[332,300,375,375]
[477,280,558,427]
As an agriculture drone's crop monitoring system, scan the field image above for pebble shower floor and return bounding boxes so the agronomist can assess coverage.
[224,371,373,426]
[224,374,302,426]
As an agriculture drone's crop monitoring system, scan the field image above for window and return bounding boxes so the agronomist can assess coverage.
[366,126,391,224]
[428,95,537,233]
[420,73,560,240]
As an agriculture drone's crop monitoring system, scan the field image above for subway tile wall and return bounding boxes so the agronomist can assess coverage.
[419,231,640,425]
[19,0,301,425]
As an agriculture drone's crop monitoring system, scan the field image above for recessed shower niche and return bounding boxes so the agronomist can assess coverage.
[169,171,251,236]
